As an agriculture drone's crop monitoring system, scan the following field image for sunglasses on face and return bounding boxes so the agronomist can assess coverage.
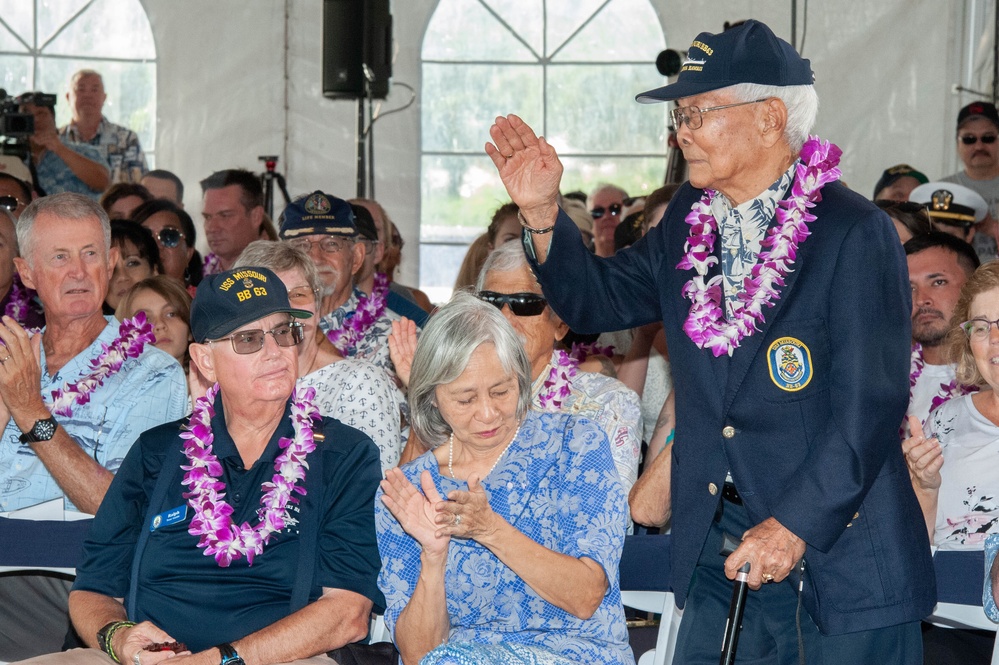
[208,321,304,355]
[590,203,622,220]
[154,227,184,248]
[0,195,23,212]
[960,134,998,145]
[478,291,548,317]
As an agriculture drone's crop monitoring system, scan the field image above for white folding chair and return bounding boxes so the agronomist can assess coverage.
[621,589,680,665]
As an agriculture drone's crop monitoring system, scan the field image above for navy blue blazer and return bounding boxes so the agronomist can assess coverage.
[528,181,936,634]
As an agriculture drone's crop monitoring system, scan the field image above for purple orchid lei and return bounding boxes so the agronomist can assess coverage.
[677,136,842,357]
[326,272,389,355]
[535,343,614,411]
[536,349,578,411]
[182,383,321,567]
[47,313,154,417]
[4,274,35,325]
[902,343,978,438]
[202,253,222,276]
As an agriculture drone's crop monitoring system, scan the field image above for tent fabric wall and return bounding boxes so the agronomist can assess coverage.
[141,0,995,286]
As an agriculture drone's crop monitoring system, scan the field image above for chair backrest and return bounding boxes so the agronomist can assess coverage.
[620,534,675,665]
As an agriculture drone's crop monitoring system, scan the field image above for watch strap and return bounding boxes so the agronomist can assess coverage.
[216,642,244,665]
[19,416,57,444]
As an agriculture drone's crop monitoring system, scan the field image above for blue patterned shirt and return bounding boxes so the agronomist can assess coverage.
[710,163,796,313]
[59,117,148,184]
[375,411,633,665]
[984,533,999,621]
[30,141,108,200]
[0,317,189,511]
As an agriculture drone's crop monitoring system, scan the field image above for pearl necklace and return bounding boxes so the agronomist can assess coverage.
[447,422,522,480]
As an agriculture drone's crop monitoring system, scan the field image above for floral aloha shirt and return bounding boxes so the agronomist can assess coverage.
[375,410,634,665]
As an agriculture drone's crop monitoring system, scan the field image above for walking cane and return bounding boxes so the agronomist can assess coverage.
[719,532,750,665]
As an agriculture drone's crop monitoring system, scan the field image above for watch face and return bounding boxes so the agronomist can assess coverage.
[34,418,57,441]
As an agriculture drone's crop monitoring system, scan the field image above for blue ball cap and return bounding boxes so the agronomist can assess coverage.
[636,20,813,104]
[278,191,356,239]
[191,266,312,343]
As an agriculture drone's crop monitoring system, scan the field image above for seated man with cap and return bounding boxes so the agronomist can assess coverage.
[909,181,990,254]
[18,266,384,665]
[279,192,406,390]
[873,163,929,202]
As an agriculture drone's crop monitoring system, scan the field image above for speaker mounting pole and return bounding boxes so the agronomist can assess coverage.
[356,98,367,198]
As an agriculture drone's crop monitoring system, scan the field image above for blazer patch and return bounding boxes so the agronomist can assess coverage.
[767,337,813,392]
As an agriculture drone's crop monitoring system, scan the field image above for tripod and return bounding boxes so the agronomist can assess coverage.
[259,155,292,221]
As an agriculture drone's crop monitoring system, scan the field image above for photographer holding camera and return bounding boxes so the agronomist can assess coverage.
[19,92,109,199]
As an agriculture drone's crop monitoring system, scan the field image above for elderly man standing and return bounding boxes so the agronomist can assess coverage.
[488,19,934,663]
[59,69,148,184]
[0,193,187,661]
[14,266,382,665]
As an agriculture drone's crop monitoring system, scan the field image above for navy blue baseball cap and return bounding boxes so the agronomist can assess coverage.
[191,266,311,343]
[278,191,356,239]
[636,20,813,104]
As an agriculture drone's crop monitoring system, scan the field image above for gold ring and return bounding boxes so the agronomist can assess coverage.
[504,154,514,159]
[762,573,774,583]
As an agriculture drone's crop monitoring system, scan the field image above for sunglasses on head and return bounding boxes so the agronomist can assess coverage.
[478,291,547,317]
[960,134,998,145]
[153,227,183,248]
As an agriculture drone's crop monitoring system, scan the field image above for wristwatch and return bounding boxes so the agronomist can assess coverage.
[216,642,245,665]
[97,620,136,663]
[19,416,58,444]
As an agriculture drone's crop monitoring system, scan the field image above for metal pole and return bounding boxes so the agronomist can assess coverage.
[356,98,366,198]
[790,0,797,49]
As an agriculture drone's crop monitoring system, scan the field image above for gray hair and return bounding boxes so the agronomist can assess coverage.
[70,69,103,88]
[17,193,111,266]
[408,290,532,448]
[234,240,322,295]
[474,240,531,291]
[587,183,629,207]
[727,83,818,153]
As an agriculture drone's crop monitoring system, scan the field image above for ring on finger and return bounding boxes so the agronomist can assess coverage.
[133,653,141,665]
[762,573,775,583]
[453,514,462,527]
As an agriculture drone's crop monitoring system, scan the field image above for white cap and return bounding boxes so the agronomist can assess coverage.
[0,156,31,185]
[909,181,989,224]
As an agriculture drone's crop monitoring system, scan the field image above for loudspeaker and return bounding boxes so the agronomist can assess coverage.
[322,0,392,100]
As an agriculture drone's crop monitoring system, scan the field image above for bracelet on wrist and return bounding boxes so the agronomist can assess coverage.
[98,620,136,663]
[517,210,555,235]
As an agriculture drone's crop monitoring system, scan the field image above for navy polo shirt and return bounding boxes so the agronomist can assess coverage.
[73,393,384,652]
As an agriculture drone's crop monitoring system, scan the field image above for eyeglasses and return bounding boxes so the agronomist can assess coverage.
[670,98,769,131]
[590,203,621,220]
[287,286,319,306]
[208,321,304,354]
[960,134,998,145]
[961,317,999,341]
[288,236,353,254]
[478,291,548,317]
[0,195,23,212]
[153,227,183,248]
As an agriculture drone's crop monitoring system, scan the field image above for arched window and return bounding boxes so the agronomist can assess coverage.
[419,0,667,301]
[0,0,157,163]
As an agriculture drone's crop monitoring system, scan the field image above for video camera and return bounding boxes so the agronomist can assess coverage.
[0,89,56,159]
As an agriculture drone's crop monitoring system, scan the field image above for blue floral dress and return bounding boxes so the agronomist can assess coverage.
[375,410,633,665]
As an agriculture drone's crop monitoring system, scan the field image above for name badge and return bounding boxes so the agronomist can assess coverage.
[767,337,813,392]
[150,505,188,532]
